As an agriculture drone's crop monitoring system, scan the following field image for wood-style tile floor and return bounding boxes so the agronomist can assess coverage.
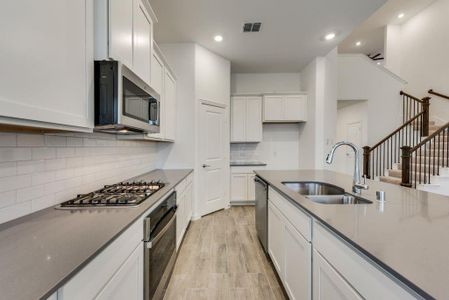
[164,206,287,300]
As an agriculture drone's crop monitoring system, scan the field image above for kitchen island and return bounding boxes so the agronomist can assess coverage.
[255,169,449,299]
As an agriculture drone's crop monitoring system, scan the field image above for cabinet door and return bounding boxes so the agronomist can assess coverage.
[313,250,362,300]
[284,95,307,122]
[176,192,185,249]
[231,97,247,142]
[148,52,165,139]
[95,244,143,300]
[268,203,284,274]
[109,0,133,68]
[263,96,284,122]
[185,183,193,225]
[231,174,248,201]
[245,97,263,142]
[164,70,176,140]
[151,52,164,95]
[132,0,152,84]
[0,0,93,130]
[247,174,256,201]
[284,221,312,300]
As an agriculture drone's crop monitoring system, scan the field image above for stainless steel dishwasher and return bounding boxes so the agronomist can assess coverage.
[255,176,268,253]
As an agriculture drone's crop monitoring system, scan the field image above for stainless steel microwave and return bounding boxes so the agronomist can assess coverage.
[94,61,160,134]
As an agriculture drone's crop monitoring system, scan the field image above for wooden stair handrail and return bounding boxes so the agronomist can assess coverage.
[428,89,449,100]
[411,121,449,152]
[369,112,424,152]
[400,90,425,103]
[401,121,449,187]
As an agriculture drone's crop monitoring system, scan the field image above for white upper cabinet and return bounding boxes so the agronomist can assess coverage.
[151,50,165,95]
[108,0,133,67]
[132,0,152,84]
[96,0,155,85]
[0,0,94,131]
[263,94,307,123]
[231,96,262,143]
[231,97,247,142]
[164,70,177,141]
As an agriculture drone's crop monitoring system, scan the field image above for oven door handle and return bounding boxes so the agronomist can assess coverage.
[144,212,176,249]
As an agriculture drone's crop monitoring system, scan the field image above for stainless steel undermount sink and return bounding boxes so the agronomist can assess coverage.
[306,194,372,205]
[282,181,372,205]
[282,181,345,196]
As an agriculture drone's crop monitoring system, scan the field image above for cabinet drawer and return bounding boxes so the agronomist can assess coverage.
[313,222,418,300]
[269,187,311,241]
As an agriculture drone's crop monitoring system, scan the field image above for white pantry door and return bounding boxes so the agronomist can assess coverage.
[199,103,227,216]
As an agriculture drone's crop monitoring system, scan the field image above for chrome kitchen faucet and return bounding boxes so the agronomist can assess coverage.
[326,141,369,194]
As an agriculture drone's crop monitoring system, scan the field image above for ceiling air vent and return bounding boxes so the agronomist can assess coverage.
[243,22,262,32]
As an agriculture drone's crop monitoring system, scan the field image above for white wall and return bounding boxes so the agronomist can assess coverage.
[299,48,338,169]
[231,73,301,94]
[159,43,230,218]
[384,25,401,75]
[338,54,405,145]
[230,72,302,169]
[230,124,301,169]
[0,132,162,224]
[158,44,196,169]
[195,45,231,105]
[385,0,449,121]
[334,101,368,175]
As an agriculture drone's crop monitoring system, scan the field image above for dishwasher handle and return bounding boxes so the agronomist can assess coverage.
[254,176,267,188]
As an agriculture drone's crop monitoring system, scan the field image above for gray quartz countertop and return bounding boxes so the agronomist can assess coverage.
[254,170,449,299]
[0,169,192,300]
[230,161,267,166]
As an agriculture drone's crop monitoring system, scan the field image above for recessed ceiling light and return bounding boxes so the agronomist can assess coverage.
[325,32,336,41]
[355,41,362,47]
[214,35,223,42]
[398,13,405,19]
[377,62,381,65]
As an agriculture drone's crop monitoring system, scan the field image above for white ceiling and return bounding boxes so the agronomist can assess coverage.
[339,0,435,55]
[149,0,387,73]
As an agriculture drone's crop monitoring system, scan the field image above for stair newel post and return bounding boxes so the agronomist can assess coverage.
[421,97,431,137]
[400,146,413,187]
[363,146,371,179]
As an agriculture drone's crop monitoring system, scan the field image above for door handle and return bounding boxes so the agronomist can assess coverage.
[202,164,211,168]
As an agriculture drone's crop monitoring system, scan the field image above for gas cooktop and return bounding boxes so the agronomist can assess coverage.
[59,180,165,208]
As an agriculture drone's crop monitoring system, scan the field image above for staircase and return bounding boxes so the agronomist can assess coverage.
[363,90,449,195]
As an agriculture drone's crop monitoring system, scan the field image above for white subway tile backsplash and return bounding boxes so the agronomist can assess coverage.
[67,137,83,147]
[0,201,32,224]
[17,185,45,203]
[0,162,17,178]
[32,194,55,212]
[0,132,161,224]
[31,171,55,186]
[17,134,45,147]
[32,148,56,160]
[0,133,17,147]
[45,135,67,147]
[17,160,45,175]
[0,175,31,193]
[0,148,32,162]
[0,191,16,208]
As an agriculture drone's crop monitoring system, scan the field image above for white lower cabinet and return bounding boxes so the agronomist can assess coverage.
[284,220,311,300]
[230,172,256,203]
[268,189,418,300]
[313,250,362,300]
[96,244,143,300]
[268,201,311,300]
[176,174,193,249]
[268,202,285,273]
